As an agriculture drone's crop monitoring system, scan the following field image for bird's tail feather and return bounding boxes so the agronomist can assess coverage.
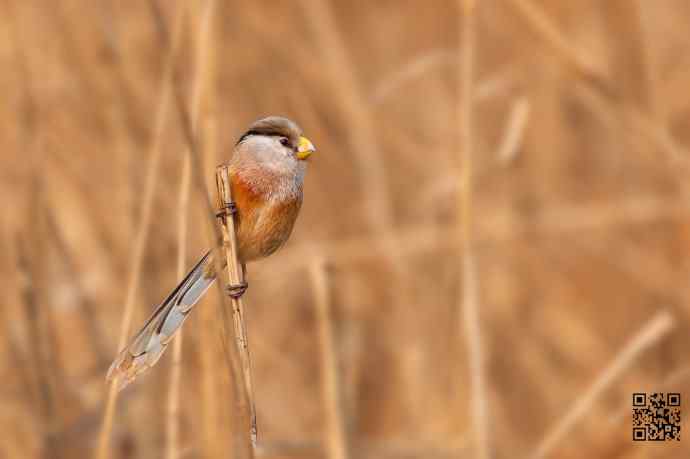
[107,250,216,390]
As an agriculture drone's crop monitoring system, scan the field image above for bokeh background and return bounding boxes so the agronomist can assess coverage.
[2,0,690,458]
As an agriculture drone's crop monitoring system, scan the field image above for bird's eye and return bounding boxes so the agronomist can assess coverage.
[279,137,290,147]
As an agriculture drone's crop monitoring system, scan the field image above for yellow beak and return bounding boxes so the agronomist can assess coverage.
[297,136,316,160]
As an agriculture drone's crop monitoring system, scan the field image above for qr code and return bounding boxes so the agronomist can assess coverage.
[632,393,681,441]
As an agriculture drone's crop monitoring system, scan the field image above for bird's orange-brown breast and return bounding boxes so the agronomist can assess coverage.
[231,172,302,262]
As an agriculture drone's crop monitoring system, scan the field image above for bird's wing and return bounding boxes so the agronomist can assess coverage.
[107,250,217,390]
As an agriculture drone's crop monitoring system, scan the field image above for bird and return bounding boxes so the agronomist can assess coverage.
[107,116,315,390]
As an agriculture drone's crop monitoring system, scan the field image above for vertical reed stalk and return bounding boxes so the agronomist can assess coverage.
[16,234,62,458]
[198,94,221,459]
[95,4,186,459]
[457,1,489,458]
[165,153,190,459]
[506,0,599,79]
[310,259,349,459]
[215,166,258,451]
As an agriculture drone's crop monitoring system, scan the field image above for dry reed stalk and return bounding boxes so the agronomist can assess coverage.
[505,0,601,80]
[198,105,221,459]
[531,311,674,459]
[309,259,349,459]
[457,1,489,459]
[575,81,685,161]
[216,165,258,452]
[165,153,190,459]
[497,97,530,164]
[95,4,186,459]
[15,236,59,452]
[165,2,215,457]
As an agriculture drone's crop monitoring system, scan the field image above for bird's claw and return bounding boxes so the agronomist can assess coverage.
[216,201,238,220]
[225,281,248,299]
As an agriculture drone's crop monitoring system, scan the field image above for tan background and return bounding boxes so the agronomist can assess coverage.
[1,0,690,458]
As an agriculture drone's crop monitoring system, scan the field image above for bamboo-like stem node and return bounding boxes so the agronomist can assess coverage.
[215,201,238,220]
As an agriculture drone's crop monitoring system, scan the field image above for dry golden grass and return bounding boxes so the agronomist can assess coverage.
[3,1,690,458]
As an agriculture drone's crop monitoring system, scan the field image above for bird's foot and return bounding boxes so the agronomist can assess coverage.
[216,201,238,220]
[225,281,248,299]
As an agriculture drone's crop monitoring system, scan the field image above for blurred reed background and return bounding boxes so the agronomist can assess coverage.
[2,0,690,458]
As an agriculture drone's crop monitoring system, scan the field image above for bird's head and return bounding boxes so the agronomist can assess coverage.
[235,116,316,176]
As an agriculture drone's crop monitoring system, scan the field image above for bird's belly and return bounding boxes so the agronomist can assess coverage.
[236,197,302,262]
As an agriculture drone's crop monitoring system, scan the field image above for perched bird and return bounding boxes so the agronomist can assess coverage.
[107,116,315,390]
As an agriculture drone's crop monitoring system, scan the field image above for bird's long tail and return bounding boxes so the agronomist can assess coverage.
[107,250,217,390]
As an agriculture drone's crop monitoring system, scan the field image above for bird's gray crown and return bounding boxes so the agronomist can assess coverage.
[237,116,303,145]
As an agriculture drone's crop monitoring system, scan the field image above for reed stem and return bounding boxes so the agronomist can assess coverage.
[216,165,257,456]
[310,259,349,459]
[457,1,489,458]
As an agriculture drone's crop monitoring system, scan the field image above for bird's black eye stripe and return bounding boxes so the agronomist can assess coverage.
[236,130,289,145]
[236,130,259,145]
